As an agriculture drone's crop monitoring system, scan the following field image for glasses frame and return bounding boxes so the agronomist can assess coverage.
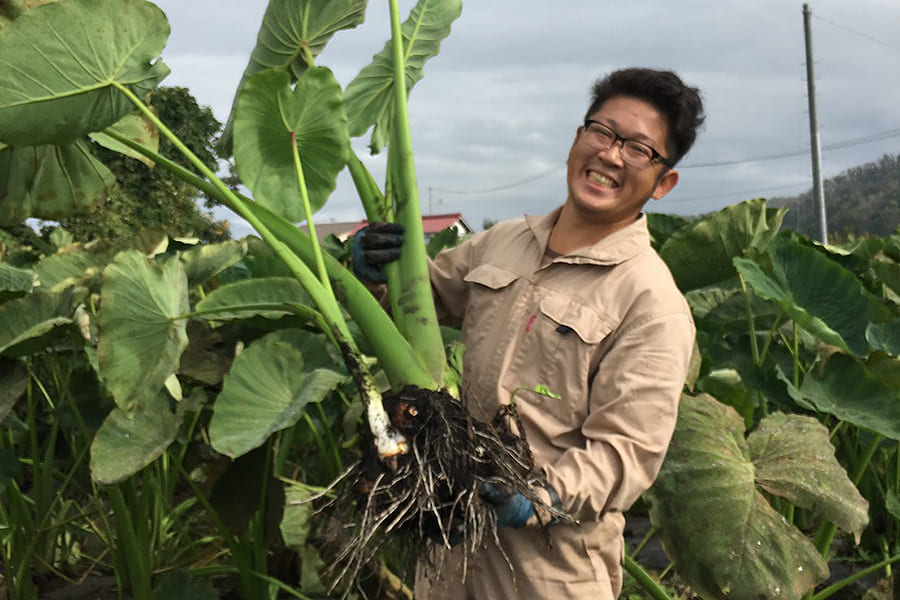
[581,119,673,169]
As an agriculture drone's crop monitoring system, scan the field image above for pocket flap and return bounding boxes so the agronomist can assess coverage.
[539,294,613,344]
[464,264,519,290]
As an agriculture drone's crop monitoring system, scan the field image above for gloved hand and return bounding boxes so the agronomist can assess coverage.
[351,222,405,284]
[479,480,563,529]
[479,482,535,529]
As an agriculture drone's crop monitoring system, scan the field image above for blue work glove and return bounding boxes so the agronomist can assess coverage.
[351,222,405,284]
[479,482,535,529]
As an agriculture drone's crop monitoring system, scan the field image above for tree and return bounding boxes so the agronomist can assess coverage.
[58,87,231,247]
[772,154,900,238]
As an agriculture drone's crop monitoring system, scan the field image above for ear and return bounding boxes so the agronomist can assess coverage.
[651,169,679,200]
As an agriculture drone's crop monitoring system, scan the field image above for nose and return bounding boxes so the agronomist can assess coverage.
[596,139,626,166]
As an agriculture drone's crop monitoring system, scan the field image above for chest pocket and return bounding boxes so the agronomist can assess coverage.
[512,291,615,419]
[463,264,520,325]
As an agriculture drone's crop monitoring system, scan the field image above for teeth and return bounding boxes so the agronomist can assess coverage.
[588,171,617,187]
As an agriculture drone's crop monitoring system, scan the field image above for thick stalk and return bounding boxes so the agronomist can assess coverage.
[290,130,332,294]
[104,129,435,391]
[623,556,675,600]
[810,553,900,600]
[739,273,759,363]
[109,87,407,457]
[247,202,437,391]
[814,432,882,556]
[112,84,348,343]
[385,0,446,384]
[347,150,391,223]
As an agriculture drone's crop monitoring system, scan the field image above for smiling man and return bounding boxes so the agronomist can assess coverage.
[406,68,705,599]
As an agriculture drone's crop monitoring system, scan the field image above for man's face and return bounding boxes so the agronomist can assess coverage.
[565,96,678,230]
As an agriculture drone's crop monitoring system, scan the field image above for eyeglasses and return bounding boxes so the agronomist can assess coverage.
[580,120,672,168]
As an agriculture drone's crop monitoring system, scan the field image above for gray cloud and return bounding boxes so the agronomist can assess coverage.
[153,0,900,236]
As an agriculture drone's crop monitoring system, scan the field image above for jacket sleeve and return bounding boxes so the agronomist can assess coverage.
[542,310,695,522]
[427,233,481,327]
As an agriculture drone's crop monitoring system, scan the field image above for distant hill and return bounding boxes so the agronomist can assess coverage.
[771,153,899,238]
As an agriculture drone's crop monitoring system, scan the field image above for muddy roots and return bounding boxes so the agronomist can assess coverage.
[318,386,569,592]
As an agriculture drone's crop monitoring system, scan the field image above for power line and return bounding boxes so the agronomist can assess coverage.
[678,127,900,169]
[428,128,899,195]
[430,165,562,194]
[671,181,812,205]
[811,13,900,52]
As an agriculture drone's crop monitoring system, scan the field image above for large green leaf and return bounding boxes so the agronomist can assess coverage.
[0,358,28,423]
[870,259,900,301]
[233,67,349,221]
[648,394,829,600]
[748,412,869,542]
[0,142,116,225]
[800,353,900,440]
[195,277,313,321]
[0,289,79,355]
[659,199,786,292]
[89,112,160,167]
[735,234,872,356]
[867,320,900,357]
[90,392,177,484]
[343,0,462,153]
[209,329,344,458]
[0,0,169,146]
[0,264,35,295]
[33,246,107,292]
[280,481,315,548]
[218,0,368,154]
[646,212,691,251]
[179,240,247,288]
[98,251,189,413]
[0,0,63,32]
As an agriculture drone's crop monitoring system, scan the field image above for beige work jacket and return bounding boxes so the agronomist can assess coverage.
[415,208,695,599]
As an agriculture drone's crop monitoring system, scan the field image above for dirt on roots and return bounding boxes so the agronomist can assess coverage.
[318,386,568,591]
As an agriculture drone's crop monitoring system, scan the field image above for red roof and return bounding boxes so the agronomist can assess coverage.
[347,213,470,236]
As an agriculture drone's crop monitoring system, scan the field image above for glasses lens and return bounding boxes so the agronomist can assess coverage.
[584,123,615,149]
[583,121,664,167]
[622,141,654,165]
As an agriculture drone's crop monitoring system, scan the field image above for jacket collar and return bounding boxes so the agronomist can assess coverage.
[525,206,651,266]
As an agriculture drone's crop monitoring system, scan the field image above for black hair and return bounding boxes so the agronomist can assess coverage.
[585,68,705,166]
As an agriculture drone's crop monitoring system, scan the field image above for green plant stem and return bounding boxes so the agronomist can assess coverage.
[793,321,801,388]
[109,88,409,456]
[103,128,435,391]
[810,553,900,600]
[347,150,391,222]
[631,526,658,559]
[757,310,783,365]
[108,483,152,600]
[623,555,676,600]
[290,130,332,295]
[814,432,883,556]
[112,86,346,338]
[315,401,343,473]
[176,463,261,598]
[739,273,760,363]
[385,0,446,384]
[242,204,437,392]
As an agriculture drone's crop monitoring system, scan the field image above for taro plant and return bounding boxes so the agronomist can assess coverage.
[629,200,900,599]
[4,1,899,598]
[0,0,559,595]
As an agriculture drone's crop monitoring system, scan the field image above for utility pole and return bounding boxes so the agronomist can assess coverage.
[803,3,828,243]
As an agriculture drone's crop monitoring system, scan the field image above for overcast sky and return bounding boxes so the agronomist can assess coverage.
[152,0,900,235]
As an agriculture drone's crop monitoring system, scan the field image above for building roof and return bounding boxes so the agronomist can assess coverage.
[301,213,472,241]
